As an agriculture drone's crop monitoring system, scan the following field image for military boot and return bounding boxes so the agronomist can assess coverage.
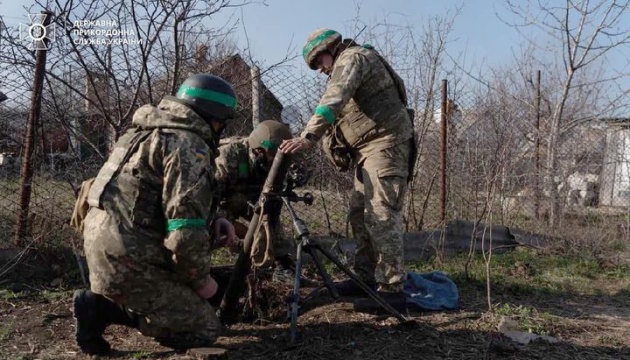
[73,289,139,355]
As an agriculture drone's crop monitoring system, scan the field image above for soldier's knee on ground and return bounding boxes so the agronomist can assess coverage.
[140,311,221,351]
[155,328,219,351]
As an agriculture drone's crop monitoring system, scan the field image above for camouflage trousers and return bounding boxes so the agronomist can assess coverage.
[119,279,221,349]
[348,141,409,292]
[83,209,221,349]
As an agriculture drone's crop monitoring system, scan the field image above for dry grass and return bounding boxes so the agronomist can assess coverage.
[1,248,629,360]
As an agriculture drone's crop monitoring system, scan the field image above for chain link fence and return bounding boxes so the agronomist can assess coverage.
[1,9,629,269]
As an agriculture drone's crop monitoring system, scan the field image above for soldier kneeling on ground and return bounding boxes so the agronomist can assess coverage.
[72,73,238,355]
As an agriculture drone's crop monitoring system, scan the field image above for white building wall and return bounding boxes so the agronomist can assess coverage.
[600,124,630,206]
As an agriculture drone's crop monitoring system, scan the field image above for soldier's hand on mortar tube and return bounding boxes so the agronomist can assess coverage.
[195,276,218,299]
[279,137,315,154]
[213,217,236,247]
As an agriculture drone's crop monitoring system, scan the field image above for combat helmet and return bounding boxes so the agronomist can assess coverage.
[302,28,342,70]
[247,120,292,151]
[175,74,237,123]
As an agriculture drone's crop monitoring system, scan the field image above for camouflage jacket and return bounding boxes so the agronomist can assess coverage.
[214,137,274,219]
[85,97,218,290]
[302,45,413,161]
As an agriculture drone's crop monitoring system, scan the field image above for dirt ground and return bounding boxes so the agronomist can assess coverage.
[1,271,629,360]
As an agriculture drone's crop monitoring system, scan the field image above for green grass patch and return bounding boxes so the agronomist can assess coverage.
[212,247,239,266]
[597,335,624,346]
[494,303,556,335]
[407,248,630,299]
[0,321,13,342]
[0,289,20,301]
[39,289,67,303]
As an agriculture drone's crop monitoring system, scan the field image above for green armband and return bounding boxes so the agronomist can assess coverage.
[166,219,206,232]
[315,104,336,124]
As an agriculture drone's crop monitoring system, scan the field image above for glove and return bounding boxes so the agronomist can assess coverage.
[195,276,218,299]
[213,217,237,247]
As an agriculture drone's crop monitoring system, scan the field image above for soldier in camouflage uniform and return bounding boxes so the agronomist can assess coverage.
[280,29,414,313]
[214,120,295,282]
[72,74,238,355]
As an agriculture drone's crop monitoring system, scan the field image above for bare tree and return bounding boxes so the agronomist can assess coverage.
[2,0,258,157]
[502,0,630,227]
[0,0,271,249]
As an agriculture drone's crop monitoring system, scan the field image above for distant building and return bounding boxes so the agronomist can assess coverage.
[600,117,630,206]
[3,49,287,164]
[193,46,284,136]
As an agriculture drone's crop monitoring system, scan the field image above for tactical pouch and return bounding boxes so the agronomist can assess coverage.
[70,177,95,232]
[322,121,354,172]
[337,111,378,147]
[373,48,419,184]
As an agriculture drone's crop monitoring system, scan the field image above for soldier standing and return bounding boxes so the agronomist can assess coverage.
[214,120,295,282]
[73,74,237,355]
[279,29,414,312]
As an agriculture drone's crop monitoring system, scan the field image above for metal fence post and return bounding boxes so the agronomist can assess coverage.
[440,79,448,224]
[251,65,260,128]
[535,70,542,220]
[14,11,53,246]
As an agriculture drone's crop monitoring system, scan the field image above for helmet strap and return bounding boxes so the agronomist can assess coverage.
[209,119,227,143]
[252,147,276,168]
[252,150,270,174]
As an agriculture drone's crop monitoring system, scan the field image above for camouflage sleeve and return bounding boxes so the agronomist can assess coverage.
[162,133,216,290]
[301,51,368,140]
[214,144,236,197]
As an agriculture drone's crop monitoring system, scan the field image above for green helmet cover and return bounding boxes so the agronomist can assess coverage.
[302,28,342,70]
[247,120,292,151]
